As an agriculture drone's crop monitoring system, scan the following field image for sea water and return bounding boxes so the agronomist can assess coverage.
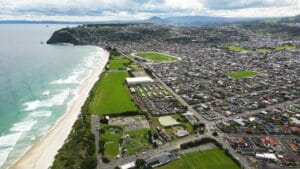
[0,24,104,168]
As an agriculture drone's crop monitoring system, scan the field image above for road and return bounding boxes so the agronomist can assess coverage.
[91,115,101,169]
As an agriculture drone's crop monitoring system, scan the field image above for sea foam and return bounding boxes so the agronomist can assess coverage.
[10,120,37,132]
[0,133,22,147]
[0,147,13,167]
[30,110,52,117]
[23,100,40,111]
[51,69,84,85]
[42,90,50,96]
[40,89,70,107]
[23,89,70,111]
[51,74,79,84]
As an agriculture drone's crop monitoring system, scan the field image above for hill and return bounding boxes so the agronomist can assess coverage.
[146,16,263,25]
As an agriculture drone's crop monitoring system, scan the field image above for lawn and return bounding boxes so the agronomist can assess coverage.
[136,51,178,62]
[100,125,123,159]
[226,70,257,79]
[157,148,240,169]
[224,46,250,52]
[122,128,151,156]
[255,48,272,54]
[275,44,296,51]
[89,71,138,115]
[108,57,130,70]
[104,142,119,158]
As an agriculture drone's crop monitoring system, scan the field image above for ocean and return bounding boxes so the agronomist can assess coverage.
[0,24,104,168]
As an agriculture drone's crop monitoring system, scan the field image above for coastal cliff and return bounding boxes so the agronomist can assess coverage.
[47,28,80,45]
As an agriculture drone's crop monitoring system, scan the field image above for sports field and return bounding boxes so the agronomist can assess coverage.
[226,70,257,79]
[136,52,178,62]
[157,148,240,169]
[89,71,138,115]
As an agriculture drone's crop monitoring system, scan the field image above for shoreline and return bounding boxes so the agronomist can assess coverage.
[9,48,109,169]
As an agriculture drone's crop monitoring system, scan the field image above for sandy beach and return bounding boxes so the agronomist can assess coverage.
[9,49,109,169]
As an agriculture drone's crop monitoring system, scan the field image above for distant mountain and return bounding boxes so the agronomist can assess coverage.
[2,15,299,26]
[255,15,300,24]
[145,16,264,25]
[147,16,165,24]
[240,15,300,37]
[276,15,300,23]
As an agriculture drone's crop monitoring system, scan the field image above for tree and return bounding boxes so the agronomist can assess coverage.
[80,156,97,169]
[102,157,110,163]
[212,131,218,137]
[135,159,151,169]
[147,131,153,143]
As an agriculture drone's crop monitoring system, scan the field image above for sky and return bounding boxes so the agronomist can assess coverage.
[1,0,300,21]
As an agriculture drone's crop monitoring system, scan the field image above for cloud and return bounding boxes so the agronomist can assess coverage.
[0,0,299,21]
[202,0,297,10]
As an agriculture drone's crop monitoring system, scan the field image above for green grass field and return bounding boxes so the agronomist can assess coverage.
[101,125,123,159]
[157,148,240,169]
[108,57,130,70]
[89,71,138,115]
[224,45,297,53]
[275,44,296,51]
[104,142,119,158]
[224,46,250,52]
[226,70,257,79]
[123,128,151,156]
[136,52,178,62]
[255,48,272,54]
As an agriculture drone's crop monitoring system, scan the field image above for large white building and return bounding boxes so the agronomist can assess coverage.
[119,161,136,169]
[125,76,154,85]
[255,153,278,162]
